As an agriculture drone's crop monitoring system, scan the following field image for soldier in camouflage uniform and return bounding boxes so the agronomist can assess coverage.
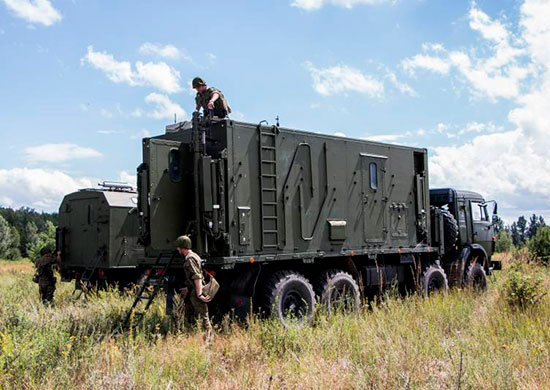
[175,235,213,339]
[35,247,60,305]
[192,77,231,118]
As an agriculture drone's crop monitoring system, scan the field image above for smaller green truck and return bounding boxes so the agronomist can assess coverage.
[57,182,144,287]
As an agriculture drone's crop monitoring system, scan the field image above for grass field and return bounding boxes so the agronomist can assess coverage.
[0,254,548,390]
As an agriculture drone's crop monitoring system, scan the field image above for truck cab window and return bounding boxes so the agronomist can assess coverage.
[369,162,377,190]
[471,201,487,221]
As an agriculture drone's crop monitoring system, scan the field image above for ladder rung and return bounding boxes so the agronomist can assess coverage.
[261,132,276,137]
[263,216,278,219]
[261,174,276,177]
[261,160,276,164]
[262,188,277,191]
[263,244,278,248]
[262,202,278,205]
[263,230,279,233]
[261,146,276,150]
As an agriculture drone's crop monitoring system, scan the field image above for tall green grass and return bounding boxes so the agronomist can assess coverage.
[0,255,548,390]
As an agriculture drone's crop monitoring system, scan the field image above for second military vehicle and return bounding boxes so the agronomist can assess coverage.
[57,182,144,289]
[127,113,499,324]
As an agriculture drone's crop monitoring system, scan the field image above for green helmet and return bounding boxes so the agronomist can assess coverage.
[176,235,192,249]
[192,77,206,88]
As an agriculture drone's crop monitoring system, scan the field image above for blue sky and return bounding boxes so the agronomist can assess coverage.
[1,0,549,223]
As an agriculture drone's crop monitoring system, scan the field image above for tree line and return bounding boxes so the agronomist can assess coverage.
[0,207,57,260]
[494,214,550,260]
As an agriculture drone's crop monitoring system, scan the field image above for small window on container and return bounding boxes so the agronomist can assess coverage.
[169,148,182,183]
[369,162,377,190]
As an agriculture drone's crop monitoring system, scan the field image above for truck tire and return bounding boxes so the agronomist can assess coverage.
[315,270,361,313]
[263,271,316,326]
[465,263,488,291]
[421,265,449,296]
[441,209,459,253]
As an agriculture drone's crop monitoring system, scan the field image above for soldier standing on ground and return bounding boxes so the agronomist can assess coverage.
[175,235,213,340]
[192,77,231,118]
[35,247,60,305]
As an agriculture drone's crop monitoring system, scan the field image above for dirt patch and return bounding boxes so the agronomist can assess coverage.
[0,261,34,274]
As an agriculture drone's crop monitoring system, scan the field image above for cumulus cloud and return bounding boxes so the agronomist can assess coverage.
[386,71,416,96]
[429,0,550,220]
[401,3,530,101]
[117,170,137,188]
[24,143,102,163]
[291,0,394,10]
[2,0,62,26]
[138,42,191,61]
[0,168,95,211]
[82,46,182,94]
[139,93,186,120]
[304,62,384,97]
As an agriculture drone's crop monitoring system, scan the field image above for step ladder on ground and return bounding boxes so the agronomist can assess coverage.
[123,251,176,328]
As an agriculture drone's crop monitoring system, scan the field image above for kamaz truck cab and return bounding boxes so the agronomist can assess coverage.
[430,188,499,287]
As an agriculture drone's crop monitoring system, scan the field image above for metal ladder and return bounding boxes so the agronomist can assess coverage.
[123,251,176,328]
[259,125,279,250]
[72,254,103,298]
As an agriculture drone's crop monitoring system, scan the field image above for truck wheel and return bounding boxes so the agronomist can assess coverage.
[263,271,316,326]
[441,209,459,253]
[465,263,488,291]
[315,270,360,313]
[421,265,449,296]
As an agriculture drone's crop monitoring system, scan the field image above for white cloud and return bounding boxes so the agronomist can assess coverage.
[117,170,136,188]
[429,0,550,220]
[0,168,95,211]
[304,62,384,97]
[138,42,191,61]
[82,46,182,94]
[291,0,393,10]
[402,3,531,101]
[386,72,416,96]
[24,143,102,163]
[2,0,62,26]
[402,54,451,75]
[143,93,186,120]
[333,132,346,137]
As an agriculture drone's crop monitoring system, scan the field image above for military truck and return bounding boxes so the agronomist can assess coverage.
[132,113,498,323]
[57,182,144,288]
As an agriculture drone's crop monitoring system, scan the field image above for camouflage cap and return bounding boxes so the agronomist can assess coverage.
[192,77,206,88]
[176,235,192,249]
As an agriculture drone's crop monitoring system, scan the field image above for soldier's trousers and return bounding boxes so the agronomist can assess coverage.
[39,283,55,305]
[187,293,212,333]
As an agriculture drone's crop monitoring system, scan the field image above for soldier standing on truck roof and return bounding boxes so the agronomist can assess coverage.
[34,246,60,305]
[174,235,213,341]
[192,77,231,118]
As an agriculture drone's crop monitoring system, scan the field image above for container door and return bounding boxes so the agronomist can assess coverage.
[68,198,99,267]
[361,154,387,244]
[148,138,186,250]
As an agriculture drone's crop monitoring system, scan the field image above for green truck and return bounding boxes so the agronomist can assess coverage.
[131,113,499,323]
[57,182,144,288]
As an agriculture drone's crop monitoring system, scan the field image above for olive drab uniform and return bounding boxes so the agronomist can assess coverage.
[195,87,231,118]
[35,256,56,304]
[182,250,213,333]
